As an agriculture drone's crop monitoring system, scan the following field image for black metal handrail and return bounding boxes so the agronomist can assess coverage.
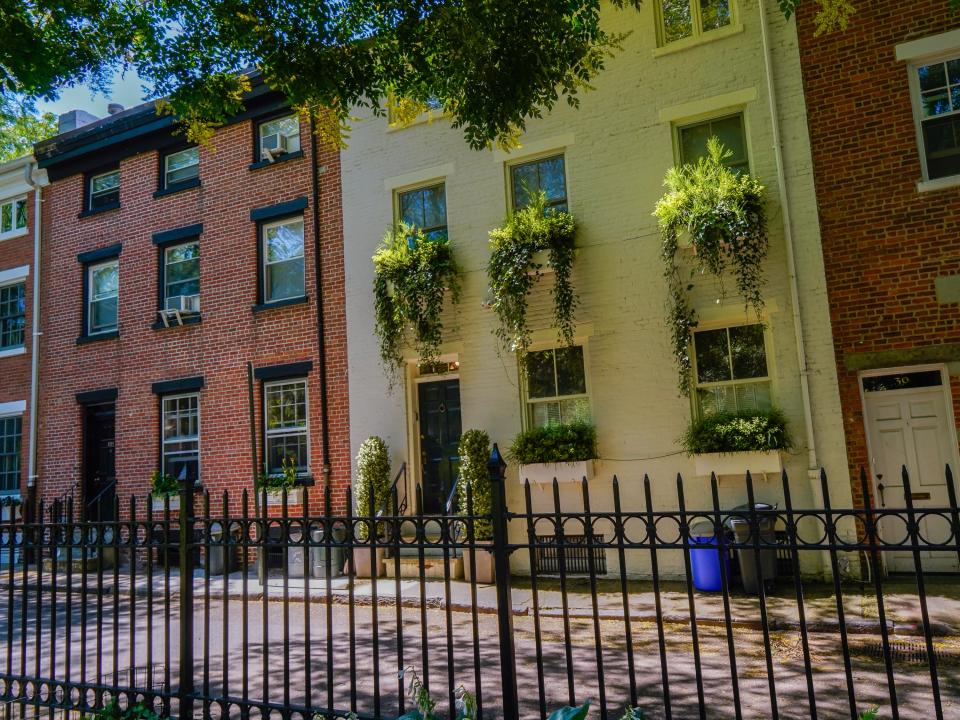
[379,461,407,517]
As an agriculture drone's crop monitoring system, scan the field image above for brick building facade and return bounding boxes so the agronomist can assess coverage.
[33,87,351,518]
[798,3,960,517]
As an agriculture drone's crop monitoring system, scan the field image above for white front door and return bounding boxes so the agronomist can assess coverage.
[862,368,960,573]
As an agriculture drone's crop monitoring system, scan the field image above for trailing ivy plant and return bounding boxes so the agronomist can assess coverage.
[373,224,460,384]
[654,138,769,396]
[487,192,578,356]
[456,429,492,541]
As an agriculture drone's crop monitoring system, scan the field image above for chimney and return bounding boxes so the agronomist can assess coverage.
[57,109,99,134]
[107,103,124,115]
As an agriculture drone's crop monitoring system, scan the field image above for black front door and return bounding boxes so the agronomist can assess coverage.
[84,403,116,522]
[418,379,461,514]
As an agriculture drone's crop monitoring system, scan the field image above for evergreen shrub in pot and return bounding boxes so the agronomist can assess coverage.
[352,436,392,577]
[456,429,495,583]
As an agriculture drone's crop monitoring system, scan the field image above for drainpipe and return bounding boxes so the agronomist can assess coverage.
[24,160,47,504]
[757,0,820,478]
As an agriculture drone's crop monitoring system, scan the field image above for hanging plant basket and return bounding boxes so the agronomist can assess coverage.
[373,225,460,385]
[654,138,769,396]
[487,192,578,356]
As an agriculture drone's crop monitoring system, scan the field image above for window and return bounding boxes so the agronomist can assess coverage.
[658,0,732,45]
[0,283,25,350]
[398,184,447,241]
[258,114,301,161]
[678,113,748,173]
[264,379,308,475]
[162,394,200,484]
[0,197,27,239]
[914,57,960,180]
[510,155,568,212]
[262,217,305,303]
[525,346,590,428]
[87,260,118,334]
[692,324,770,416]
[163,241,200,310]
[163,147,200,189]
[88,169,119,211]
[0,416,20,494]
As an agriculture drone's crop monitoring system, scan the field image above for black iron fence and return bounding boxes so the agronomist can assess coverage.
[0,453,958,720]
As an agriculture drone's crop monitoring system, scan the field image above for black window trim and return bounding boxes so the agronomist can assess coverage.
[156,387,202,487]
[78,243,122,343]
[153,225,202,326]
[259,373,313,483]
[251,198,309,308]
[80,164,120,217]
[155,143,201,198]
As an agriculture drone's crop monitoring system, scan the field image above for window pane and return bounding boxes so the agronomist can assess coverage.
[922,89,952,117]
[919,62,948,93]
[266,433,307,473]
[697,385,736,416]
[923,114,960,179]
[559,398,591,424]
[539,157,567,206]
[166,147,199,173]
[14,200,26,229]
[90,297,117,331]
[679,122,713,165]
[266,382,307,430]
[700,0,731,31]
[266,258,305,301]
[0,284,25,349]
[729,324,767,379]
[711,115,747,166]
[260,115,301,154]
[661,0,693,42]
[266,221,304,262]
[399,184,447,238]
[0,417,21,492]
[92,264,118,297]
[166,258,199,284]
[526,350,557,399]
[694,329,731,383]
[680,115,747,171]
[91,171,119,194]
[511,162,539,209]
[532,401,562,429]
[735,381,772,412]
[555,346,587,396]
[0,204,10,233]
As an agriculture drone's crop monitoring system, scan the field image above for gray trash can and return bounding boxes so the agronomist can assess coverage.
[725,503,778,594]
[287,527,307,578]
[207,522,235,576]
[309,527,346,578]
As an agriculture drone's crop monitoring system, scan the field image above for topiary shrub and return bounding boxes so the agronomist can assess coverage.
[457,429,492,541]
[681,409,791,455]
[354,436,392,540]
[508,421,597,465]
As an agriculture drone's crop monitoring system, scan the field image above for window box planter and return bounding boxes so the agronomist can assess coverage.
[692,451,783,478]
[519,459,595,486]
[151,495,180,512]
[264,487,304,506]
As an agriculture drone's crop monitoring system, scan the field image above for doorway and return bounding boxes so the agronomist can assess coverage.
[416,378,461,515]
[83,403,116,522]
[862,367,960,573]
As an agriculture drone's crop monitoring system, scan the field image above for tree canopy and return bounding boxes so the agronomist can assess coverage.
[0,0,948,149]
[0,99,56,164]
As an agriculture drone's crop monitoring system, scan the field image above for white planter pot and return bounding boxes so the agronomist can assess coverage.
[151,496,180,512]
[529,249,554,275]
[519,460,594,487]
[692,451,783,479]
[265,487,304,506]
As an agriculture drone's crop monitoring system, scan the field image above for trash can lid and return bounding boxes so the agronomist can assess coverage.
[726,503,778,529]
[690,521,718,537]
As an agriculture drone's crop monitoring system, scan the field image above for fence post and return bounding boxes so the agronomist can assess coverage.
[178,478,195,719]
[489,443,519,718]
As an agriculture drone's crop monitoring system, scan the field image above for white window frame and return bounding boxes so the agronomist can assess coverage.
[522,344,592,429]
[263,378,310,476]
[261,217,306,303]
[163,147,200,188]
[258,114,301,157]
[88,169,120,211]
[691,323,772,418]
[0,196,28,240]
[161,393,201,483]
[87,259,119,335]
[654,0,737,48]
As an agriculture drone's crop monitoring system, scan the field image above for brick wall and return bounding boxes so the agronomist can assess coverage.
[797,2,960,504]
[36,117,351,514]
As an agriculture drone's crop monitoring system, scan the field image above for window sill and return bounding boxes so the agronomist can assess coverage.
[78,203,120,219]
[0,347,25,359]
[76,330,119,345]
[153,178,201,199]
[916,175,960,193]
[252,295,309,313]
[151,314,202,331]
[249,150,305,171]
[652,23,745,58]
[0,228,29,243]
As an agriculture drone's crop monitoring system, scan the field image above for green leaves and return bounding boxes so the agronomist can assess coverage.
[509,420,597,465]
[0,99,56,163]
[547,701,592,720]
[681,408,792,455]
[354,436,392,540]
[457,429,493,540]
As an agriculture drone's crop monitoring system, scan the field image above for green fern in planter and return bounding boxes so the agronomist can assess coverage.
[682,409,791,455]
[373,224,460,384]
[457,429,492,540]
[487,192,578,356]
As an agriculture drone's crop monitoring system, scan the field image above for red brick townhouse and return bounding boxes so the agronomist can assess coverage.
[0,155,46,514]
[798,1,960,566]
[32,82,351,520]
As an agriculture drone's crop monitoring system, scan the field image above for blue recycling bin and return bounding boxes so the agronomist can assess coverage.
[689,521,728,591]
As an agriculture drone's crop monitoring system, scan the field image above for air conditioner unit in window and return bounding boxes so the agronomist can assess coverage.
[260,133,287,162]
[159,294,200,327]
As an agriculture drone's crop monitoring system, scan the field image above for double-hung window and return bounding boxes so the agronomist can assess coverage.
[162,394,200,484]
[0,416,21,495]
[163,241,200,311]
[692,323,771,417]
[262,217,305,303]
[0,283,25,350]
[398,184,448,241]
[258,114,301,161]
[264,379,309,475]
[88,169,120,211]
[678,113,749,172]
[525,346,590,428]
[510,155,568,212]
[658,0,733,45]
[87,260,119,334]
[0,197,27,239]
[912,57,960,180]
[163,147,200,189]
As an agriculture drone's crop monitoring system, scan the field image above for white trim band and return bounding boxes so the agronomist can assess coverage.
[0,265,29,286]
[0,400,25,416]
